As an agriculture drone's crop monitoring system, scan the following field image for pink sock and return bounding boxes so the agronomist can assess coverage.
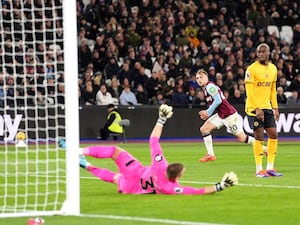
[88,166,115,183]
[83,146,116,158]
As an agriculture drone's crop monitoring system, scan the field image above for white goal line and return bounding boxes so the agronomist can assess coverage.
[78,213,233,225]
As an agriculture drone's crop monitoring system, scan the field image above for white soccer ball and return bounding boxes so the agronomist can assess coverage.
[27,217,45,225]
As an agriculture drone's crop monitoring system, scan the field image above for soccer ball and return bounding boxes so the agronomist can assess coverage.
[27,217,45,225]
[16,131,26,141]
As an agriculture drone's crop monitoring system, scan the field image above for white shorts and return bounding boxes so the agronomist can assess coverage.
[207,112,244,135]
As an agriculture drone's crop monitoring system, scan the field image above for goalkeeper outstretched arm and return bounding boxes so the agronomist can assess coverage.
[177,171,239,195]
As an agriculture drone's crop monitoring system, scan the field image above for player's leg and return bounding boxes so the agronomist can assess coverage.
[226,113,267,153]
[98,127,109,140]
[82,145,125,160]
[199,114,221,162]
[58,142,122,184]
[79,155,119,184]
[235,132,268,154]
[264,110,282,177]
[247,115,268,177]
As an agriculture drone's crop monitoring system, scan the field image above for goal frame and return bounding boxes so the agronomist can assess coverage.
[0,0,80,217]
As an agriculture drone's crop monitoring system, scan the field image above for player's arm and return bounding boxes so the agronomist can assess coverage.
[173,172,239,195]
[149,104,173,158]
[204,83,222,117]
[104,113,115,128]
[245,69,258,111]
[270,70,279,120]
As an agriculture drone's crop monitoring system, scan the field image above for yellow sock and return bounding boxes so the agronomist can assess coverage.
[267,138,278,170]
[254,140,264,172]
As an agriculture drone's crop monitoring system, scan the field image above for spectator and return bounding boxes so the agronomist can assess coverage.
[104,56,120,80]
[187,32,201,49]
[0,78,5,107]
[135,84,148,105]
[286,90,299,104]
[97,104,123,140]
[162,77,176,102]
[108,76,122,99]
[276,75,290,92]
[125,27,141,48]
[150,91,168,105]
[96,84,118,105]
[144,71,162,99]
[119,86,138,105]
[246,2,258,23]
[82,80,96,105]
[132,64,148,90]
[228,89,245,105]
[78,38,92,70]
[276,86,287,105]
[92,71,106,91]
[223,70,235,97]
[171,85,188,106]
[208,66,217,83]
[187,87,197,105]
[255,5,273,31]
[193,90,207,107]
[118,62,134,85]
[175,29,189,47]
[165,63,180,80]
[178,49,193,70]
[288,74,300,97]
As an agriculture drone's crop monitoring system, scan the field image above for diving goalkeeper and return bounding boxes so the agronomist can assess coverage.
[63,104,238,194]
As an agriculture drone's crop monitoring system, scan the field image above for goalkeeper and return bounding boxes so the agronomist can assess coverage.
[69,104,238,194]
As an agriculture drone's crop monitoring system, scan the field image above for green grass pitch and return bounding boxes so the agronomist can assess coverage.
[1,141,299,225]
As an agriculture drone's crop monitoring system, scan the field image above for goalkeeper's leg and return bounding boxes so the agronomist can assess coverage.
[85,164,117,184]
[82,145,126,161]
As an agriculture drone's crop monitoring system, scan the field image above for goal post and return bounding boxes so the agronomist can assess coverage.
[0,0,80,217]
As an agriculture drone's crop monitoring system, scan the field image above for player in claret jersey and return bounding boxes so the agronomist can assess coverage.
[245,43,282,178]
[195,69,265,162]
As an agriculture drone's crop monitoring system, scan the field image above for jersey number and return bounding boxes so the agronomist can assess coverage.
[140,176,156,194]
[228,124,238,133]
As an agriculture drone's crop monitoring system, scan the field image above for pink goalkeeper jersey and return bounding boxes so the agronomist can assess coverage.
[116,137,207,195]
[149,137,206,195]
[116,153,155,194]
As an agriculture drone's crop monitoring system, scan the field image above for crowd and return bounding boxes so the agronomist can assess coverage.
[1,0,300,108]
[76,0,300,107]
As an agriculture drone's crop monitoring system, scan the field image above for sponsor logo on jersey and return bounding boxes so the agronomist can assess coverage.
[155,154,163,162]
[174,187,183,193]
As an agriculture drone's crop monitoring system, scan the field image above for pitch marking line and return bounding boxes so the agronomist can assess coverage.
[79,214,233,225]
[181,181,300,189]
[82,176,300,189]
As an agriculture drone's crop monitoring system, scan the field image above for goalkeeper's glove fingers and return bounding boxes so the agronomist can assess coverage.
[214,172,238,192]
[159,104,173,119]
[157,104,173,126]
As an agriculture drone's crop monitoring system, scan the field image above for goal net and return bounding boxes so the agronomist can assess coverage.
[0,0,80,217]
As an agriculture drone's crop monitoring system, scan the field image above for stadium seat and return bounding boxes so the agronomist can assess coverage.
[281,25,293,32]
[280,27,293,45]
[284,91,293,99]
[267,25,280,38]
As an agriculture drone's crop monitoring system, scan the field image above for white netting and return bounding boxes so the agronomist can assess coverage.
[0,0,77,216]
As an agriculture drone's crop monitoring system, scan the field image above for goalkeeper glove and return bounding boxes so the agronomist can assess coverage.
[157,104,173,126]
[214,172,238,192]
